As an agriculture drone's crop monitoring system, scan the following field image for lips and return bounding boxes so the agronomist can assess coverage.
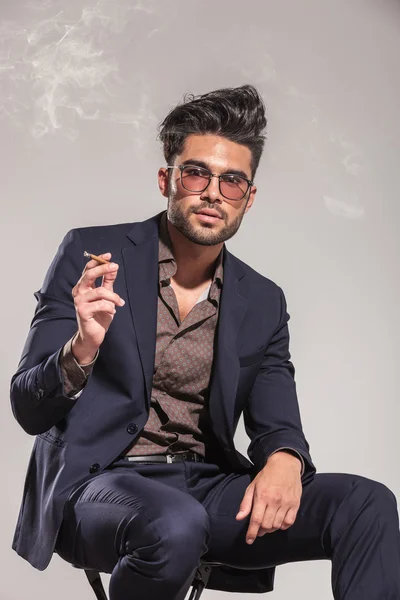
[196,209,222,219]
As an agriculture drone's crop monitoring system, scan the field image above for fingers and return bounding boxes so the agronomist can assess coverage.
[74,253,121,296]
[236,485,263,545]
[242,488,299,544]
[236,485,254,520]
[80,299,117,320]
[73,287,125,329]
[81,262,118,289]
[77,287,125,308]
[256,503,299,538]
[102,261,118,291]
[245,493,266,544]
[277,506,298,531]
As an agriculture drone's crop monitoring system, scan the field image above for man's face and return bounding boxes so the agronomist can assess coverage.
[158,134,257,246]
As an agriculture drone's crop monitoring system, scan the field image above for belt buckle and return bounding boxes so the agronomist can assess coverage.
[166,454,173,464]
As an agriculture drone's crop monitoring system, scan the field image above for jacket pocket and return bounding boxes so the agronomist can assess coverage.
[37,431,66,448]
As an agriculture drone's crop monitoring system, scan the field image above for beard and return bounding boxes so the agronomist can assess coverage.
[166,181,248,247]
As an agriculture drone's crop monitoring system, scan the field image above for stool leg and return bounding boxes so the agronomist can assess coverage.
[84,569,108,600]
[188,565,212,600]
[84,565,214,600]
[188,580,206,600]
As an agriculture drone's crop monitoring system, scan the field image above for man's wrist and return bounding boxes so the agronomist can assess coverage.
[266,450,303,473]
[71,333,99,365]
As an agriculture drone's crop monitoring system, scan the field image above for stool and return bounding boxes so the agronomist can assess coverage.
[80,560,222,600]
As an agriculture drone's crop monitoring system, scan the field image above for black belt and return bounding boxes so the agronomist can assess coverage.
[122,451,205,463]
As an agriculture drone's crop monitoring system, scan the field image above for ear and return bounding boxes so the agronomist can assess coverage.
[158,167,169,198]
[244,185,257,213]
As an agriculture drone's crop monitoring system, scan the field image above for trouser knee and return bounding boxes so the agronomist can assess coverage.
[366,479,398,521]
[164,502,210,585]
[333,475,399,536]
[123,497,210,589]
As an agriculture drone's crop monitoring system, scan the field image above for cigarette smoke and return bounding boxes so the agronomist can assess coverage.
[0,0,159,145]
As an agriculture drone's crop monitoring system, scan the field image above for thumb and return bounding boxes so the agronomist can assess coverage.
[236,485,254,520]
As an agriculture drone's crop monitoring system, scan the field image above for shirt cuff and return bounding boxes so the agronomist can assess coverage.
[267,447,305,477]
[59,332,98,398]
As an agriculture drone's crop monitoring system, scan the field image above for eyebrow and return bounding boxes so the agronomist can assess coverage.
[180,158,251,181]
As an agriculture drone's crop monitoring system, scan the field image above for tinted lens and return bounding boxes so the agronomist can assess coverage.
[220,174,248,200]
[180,166,249,200]
[181,166,210,192]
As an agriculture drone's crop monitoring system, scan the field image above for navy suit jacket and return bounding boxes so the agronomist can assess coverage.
[10,211,316,594]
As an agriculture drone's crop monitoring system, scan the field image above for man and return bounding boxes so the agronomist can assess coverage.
[11,85,400,600]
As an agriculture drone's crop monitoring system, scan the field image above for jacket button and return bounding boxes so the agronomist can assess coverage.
[127,423,138,434]
[89,463,100,474]
[35,389,45,400]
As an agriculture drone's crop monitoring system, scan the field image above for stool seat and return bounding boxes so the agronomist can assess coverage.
[78,560,224,600]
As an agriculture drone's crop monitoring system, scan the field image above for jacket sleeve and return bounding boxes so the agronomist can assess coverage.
[10,228,87,435]
[243,286,316,482]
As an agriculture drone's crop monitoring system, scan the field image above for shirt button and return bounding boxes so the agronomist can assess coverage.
[127,423,138,434]
[89,463,100,474]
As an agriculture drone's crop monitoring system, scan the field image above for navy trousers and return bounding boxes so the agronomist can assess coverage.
[55,457,400,600]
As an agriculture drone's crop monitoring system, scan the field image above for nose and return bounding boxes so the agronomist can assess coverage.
[200,174,222,203]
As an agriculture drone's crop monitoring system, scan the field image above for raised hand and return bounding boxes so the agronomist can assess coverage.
[71,252,125,364]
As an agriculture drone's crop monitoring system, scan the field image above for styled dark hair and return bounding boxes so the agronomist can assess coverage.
[157,84,267,179]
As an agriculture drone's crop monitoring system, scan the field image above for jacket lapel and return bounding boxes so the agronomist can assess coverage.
[208,249,248,447]
[122,213,161,407]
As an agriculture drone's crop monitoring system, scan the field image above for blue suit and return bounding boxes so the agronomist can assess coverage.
[11,211,317,593]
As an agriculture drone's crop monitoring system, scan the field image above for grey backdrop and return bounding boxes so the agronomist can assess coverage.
[1,1,399,599]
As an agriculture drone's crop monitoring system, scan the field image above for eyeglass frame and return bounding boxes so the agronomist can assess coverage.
[166,164,254,201]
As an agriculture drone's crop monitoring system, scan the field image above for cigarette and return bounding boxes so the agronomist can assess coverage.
[83,251,110,265]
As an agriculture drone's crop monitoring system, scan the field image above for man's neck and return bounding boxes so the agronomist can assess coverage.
[167,218,223,289]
